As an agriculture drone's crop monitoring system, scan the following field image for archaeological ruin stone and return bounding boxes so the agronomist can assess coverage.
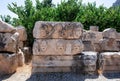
[32,21,84,73]
[0,21,27,75]
[0,53,17,74]
[33,39,84,55]
[33,21,83,39]
[73,52,98,74]
[0,20,16,33]
[98,52,120,73]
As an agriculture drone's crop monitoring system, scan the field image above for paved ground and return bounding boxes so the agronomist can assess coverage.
[0,64,120,81]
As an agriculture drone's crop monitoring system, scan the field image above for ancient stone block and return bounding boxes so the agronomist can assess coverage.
[98,52,120,73]
[102,28,117,39]
[16,26,27,41]
[99,38,119,52]
[82,31,103,43]
[0,53,17,75]
[0,33,19,53]
[73,52,97,73]
[32,66,71,73]
[0,20,16,33]
[33,39,84,55]
[33,21,83,39]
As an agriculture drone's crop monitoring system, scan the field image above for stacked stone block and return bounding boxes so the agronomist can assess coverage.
[32,21,85,73]
[0,21,27,75]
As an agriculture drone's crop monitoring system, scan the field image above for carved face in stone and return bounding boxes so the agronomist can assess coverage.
[40,40,48,52]
[72,40,82,54]
[74,27,82,38]
[56,40,65,54]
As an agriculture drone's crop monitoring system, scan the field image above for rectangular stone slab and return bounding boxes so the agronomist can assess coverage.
[0,33,17,53]
[33,55,74,61]
[33,21,83,39]
[33,39,84,55]
[32,66,72,73]
[0,53,18,75]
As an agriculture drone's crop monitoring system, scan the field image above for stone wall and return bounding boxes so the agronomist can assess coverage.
[0,21,27,75]
[32,21,120,74]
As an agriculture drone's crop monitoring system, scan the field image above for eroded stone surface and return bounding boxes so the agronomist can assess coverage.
[0,33,18,53]
[98,52,120,73]
[0,53,17,75]
[33,39,84,55]
[16,26,27,41]
[33,21,83,39]
[0,20,16,33]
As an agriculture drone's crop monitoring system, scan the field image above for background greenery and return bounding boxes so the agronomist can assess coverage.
[0,0,120,46]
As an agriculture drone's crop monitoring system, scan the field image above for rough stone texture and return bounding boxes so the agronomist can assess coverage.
[0,21,27,75]
[33,39,84,55]
[73,52,97,74]
[98,52,120,73]
[0,53,17,75]
[16,26,27,41]
[0,33,18,53]
[102,28,117,39]
[0,20,16,33]
[99,38,119,52]
[33,21,83,39]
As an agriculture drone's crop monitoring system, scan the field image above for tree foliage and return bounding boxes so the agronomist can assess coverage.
[1,0,120,46]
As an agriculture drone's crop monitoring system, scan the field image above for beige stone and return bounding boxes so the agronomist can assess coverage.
[33,21,83,39]
[99,52,120,73]
[99,38,119,52]
[0,20,16,33]
[0,33,18,53]
[0,53,18,75]
[102,28,117,39]
[17,49,25,66]
[32,66,71,73]
[16,26,27,41]
[82,31,103,43]
[33,39,84,55]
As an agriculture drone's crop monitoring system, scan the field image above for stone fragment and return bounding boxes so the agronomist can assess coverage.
[0,33,18,53]
[33,21,83,39]
[99,38,119,52]
[16,26,27,41]
[0,53,17,75]
[17,49,25,66]
[0,20,16,33]
[33,39,84,55]
[32,66,71,73]
[98,52,120,73]
[102,28,117,39]
[73,52,97,74]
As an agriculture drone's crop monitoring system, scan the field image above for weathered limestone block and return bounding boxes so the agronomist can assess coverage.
[0,33,19,53]
[83,41,94,51]
[33,39,84,55]
[16,26,27,41]
[0,53,17,75]
[0,20,16,33]
[102,28,117,39]
[32,66,71,73]
[98,52,120,73]
[33,21,83,39]
[82,31,103,43]
[99,38,119,52]
[73,52,97,73]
